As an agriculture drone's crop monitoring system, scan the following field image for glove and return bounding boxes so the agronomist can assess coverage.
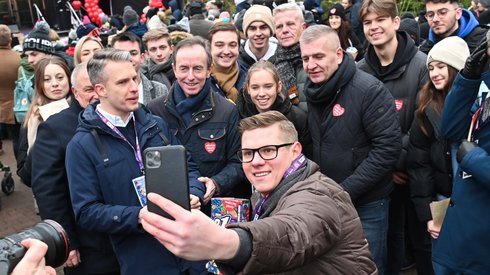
[457,140,478,163]
[461,38,489,80]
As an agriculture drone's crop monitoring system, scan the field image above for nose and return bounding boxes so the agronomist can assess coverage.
[250,151,266,165]
[223,44,231,53]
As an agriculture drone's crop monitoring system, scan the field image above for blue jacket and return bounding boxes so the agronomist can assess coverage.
[147,83,246,197]
[66,103,205,275]
[434,72,490,273]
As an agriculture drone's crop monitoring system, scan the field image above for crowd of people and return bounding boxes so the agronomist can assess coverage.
[2,0,490,274]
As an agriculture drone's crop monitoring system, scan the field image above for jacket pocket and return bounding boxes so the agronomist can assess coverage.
[197,127,226,162]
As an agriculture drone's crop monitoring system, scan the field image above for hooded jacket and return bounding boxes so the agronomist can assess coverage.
[419,9,487,54]
[66,103,205,274]
[237,39,278,69]
[304,54,401,206]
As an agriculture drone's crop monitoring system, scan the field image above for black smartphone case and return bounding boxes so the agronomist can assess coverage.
[144,145,190,219]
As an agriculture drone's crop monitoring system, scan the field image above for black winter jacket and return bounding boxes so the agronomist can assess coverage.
[147,84,247,197]
[407,106,453,222]
[304,54,402,206]
[31,98,120,274]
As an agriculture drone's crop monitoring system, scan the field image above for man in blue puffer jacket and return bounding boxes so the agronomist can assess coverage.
[66,48,205,275]
[434,32,490,274]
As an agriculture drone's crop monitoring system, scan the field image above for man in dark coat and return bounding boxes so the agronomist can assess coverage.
[357,0,431,273]
[31,63,120,275]
[300,25,401,274]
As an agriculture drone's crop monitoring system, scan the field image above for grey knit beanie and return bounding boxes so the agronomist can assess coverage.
[123,5,139,26]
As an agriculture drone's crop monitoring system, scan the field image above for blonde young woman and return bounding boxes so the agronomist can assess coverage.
[17,55,71,186]
[74,36,103,65]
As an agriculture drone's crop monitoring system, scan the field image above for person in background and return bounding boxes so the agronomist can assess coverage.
[407,36,469,244]
[0,24,21,157]
[238,5,277,69]
[236,60,311,158]
[17,56,71,187]
[141,28,175,90]
[326,3,363,61]
[74,36,103,66]
[140,111,378,274]
[273,3,308,111]
[420,0,486,54]
[208,22,248,102]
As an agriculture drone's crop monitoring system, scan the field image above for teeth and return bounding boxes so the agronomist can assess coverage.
[254,172,269,177]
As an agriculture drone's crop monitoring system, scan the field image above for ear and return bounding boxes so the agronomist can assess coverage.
[277,80,283,93]
[301,21,307,30]
[455,7,463,20]
[207,64,213,78]
[393,16,401,31]
[94,83,106,98]
[291,141,303,158]
[336,47,343,64]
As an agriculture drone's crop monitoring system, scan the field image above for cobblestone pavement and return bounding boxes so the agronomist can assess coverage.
[0,139,40,237]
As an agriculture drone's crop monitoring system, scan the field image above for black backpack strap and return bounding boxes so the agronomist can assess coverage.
[90,129,109,166]
[158,131,170,146]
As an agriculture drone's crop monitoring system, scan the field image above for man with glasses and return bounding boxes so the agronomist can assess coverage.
[31,63,120,275]
[139,110,378,274]
[420,0,486,54]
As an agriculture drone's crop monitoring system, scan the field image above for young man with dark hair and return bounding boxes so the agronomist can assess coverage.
[420,0,486,53]
[141,29,175,89]
[208,22,248,102]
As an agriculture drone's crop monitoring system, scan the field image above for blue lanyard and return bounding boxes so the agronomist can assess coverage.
[95,109,145,173]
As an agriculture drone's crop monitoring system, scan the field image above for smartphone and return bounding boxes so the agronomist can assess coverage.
[144,145,190,219]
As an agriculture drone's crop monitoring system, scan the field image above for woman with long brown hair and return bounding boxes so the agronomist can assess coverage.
[17,55,71,186]
[407,36,470,241]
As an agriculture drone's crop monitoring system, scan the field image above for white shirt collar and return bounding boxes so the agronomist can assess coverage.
[96,104,134,127]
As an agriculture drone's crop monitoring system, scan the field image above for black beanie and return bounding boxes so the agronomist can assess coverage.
[400,18,420,46]
[76,23,97,39]
[23,21,54,54]
[328,3,346,21]
[188,2,204,17]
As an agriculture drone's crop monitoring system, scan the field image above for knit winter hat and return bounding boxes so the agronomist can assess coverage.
[243,5,274,34]
[23,21,54,54]
[426,36,470,71]
[76,22,97,39]
[123,5,139,26]
[400,17,420,46]
[188,2,204,17]
[328,3,346,21]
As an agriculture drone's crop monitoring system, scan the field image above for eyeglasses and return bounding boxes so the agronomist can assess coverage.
[425,8,458,21]
[237,143,293,163]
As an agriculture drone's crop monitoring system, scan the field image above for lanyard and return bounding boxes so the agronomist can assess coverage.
[252,154,306,221]
[252,195,269,221]
[95,109,145,173]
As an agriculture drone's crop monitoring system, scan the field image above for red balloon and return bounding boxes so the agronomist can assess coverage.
[72,0,82,10]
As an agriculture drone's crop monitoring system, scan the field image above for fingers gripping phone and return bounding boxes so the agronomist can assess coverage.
[144,145,190,219]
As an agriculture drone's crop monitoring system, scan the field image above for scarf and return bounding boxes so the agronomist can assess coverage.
[173,79,211,127]
[211,62,239,102]
[304,54,356,106]
[275,43,302,104]
[256,158,315,219]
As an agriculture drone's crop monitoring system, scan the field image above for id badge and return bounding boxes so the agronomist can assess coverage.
[132,175,147,207]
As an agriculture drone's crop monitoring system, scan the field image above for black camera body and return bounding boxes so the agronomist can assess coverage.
[0,220,69,275]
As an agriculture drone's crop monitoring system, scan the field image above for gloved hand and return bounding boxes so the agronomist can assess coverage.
[461,38,489,80]
[457,140,478,163]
